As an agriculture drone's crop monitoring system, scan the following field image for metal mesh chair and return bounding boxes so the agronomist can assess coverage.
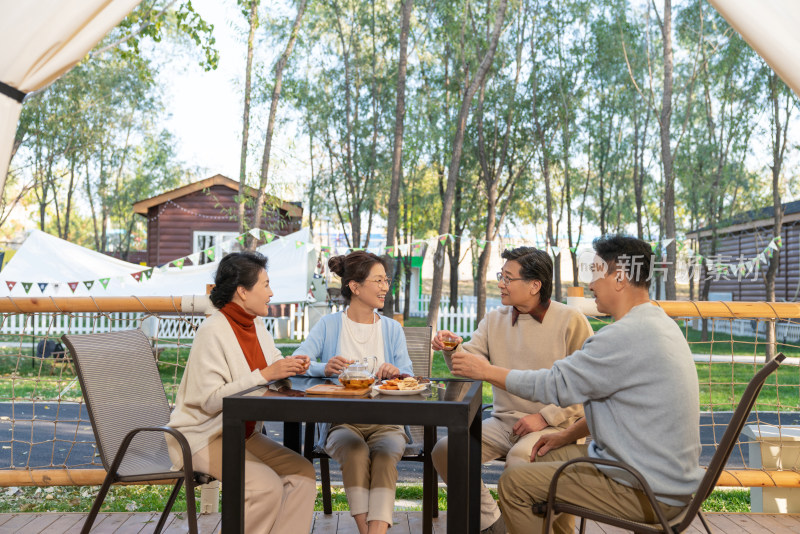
[62,329,210,534]
[532,352,786,534]
[304,325,438,516]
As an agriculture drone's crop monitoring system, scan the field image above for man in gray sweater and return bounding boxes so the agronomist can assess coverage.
[450,235,704,534]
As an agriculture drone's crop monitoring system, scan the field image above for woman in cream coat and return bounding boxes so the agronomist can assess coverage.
[167,251,316,534]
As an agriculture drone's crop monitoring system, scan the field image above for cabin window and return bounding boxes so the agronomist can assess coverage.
[193,231,239,265]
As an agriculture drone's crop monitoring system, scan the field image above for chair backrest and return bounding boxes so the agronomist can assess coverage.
[62,329,173,475]
[676,352,785,531]
[403,326,433,377]
[402,326,433,449]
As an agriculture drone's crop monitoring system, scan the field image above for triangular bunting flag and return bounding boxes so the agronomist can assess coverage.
[758,252,767,263]
[569,246,577,254]
[99,278,110,289]
[262,230,275,243]
[83,281,94,290]
[187,253,201,265]
[662,238,674,248]
[205,248,215,262]
[143,268,154,280]
[68,282,79,293]
[5,281,15,291]
[22,282,32,294]
[37,282,48,293]
[249,228,262,239]
[131,272,143,282]
[171,258,185,269]
[768,241,779,251]
[438,235,448,245]
[551,246,561,257]
[650,242,658,253]
[296,241,304,249]
[236,235,247,246]
[776,236,783,247]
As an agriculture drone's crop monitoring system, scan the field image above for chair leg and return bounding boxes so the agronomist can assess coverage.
[697,511,713,534]
[542,506,554,534]
[81,471,117,534]
[431,467,439,518]
[184,471,199,534]
[321,457,333,515]
[579,516,586,534]
[154,479,184,534]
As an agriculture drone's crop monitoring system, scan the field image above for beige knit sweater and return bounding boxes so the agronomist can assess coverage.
[444,301,593,428]
[166,311,282,468]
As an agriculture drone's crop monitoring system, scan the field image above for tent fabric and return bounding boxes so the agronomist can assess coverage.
[0,0,142,200]
[0,228,315,304]
[710,0,800,97]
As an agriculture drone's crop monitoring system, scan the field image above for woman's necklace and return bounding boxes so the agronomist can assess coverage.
[343,307,378,346]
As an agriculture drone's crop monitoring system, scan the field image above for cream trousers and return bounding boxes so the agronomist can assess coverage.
[498,443,684,534]
[325,423,407,525]
[192,433,317,534]
[431,416,561,531]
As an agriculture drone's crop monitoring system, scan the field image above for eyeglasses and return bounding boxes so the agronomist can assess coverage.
[364,277,392,287]
[496,272,527,285]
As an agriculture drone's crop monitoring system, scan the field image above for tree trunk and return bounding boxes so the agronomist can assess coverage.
[383,0,413,316]
[659,0,677,300]
[238,0,258,236]
[251,0,307,238]
[764,72,790,360]
[426,0,509,328]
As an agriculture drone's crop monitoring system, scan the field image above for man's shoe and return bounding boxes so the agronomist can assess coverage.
[481,514,506,534]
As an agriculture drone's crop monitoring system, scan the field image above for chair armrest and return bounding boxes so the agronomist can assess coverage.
[482,404,493,413]
[107,426,198,484]
[544,456,674,533]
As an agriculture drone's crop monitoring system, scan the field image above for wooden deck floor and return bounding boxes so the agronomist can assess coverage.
[2,511,800,533]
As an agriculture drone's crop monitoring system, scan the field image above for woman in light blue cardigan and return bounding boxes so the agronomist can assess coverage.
[294,251,412,534]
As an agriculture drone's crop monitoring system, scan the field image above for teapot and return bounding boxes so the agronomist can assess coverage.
[339,356,378,389]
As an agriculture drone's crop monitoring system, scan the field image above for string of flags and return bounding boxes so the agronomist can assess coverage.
[3,227,783,295]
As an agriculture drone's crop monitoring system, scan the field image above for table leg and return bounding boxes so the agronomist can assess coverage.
[283,421,302,453]
[423,425,436,534]
[469,408,482,531]
[222,416,245,533]
[447,425,473,533]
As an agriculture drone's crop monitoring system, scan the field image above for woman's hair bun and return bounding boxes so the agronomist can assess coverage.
[328,255,346,276]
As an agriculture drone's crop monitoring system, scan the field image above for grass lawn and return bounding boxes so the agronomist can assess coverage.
[0,484,750,514]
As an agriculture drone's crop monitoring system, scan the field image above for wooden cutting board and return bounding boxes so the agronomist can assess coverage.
[305,384,371,396]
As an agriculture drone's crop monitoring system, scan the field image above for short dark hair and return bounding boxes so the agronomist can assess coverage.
[592,234,652,288]
[500,246,553,301]
[209,251,269,308]
[328,250,386,304]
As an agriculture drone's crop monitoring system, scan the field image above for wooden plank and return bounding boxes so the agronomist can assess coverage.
[310,511,339,534]
[114,512,159,534]
[38,514,84,533]
[704,513,750,533]
[196,513,222,534]
[741,513,786,533]
[724,513,779,534]
[763,512,800,529]
[89,513,131,533]
[5,513,58,533]
[581,519,608,534]
[334,513,360,534]
[0,514,39,532]
[389,511,410,534]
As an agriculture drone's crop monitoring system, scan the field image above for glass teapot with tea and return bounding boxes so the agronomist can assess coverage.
[339,356,378,389]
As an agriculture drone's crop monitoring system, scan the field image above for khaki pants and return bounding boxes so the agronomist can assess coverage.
[431,416,561,530]
[325,423,407,524]
[192,433,317,534]
[498,444,684,534]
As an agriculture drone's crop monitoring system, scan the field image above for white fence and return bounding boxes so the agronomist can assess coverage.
[0,303,313,342]
[401,293,502,319]
[690,317,800,343]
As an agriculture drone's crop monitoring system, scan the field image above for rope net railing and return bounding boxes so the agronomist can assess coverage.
[0,297,798,489]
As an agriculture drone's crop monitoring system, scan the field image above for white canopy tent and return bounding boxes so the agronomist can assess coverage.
[0,228,316,304]
[709,0,800,97]
[0,0,142,199]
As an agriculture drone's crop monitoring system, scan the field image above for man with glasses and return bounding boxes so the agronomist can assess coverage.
[430,246,593,534]
[451,235,703,534]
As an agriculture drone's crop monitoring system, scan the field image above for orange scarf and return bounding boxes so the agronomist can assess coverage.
[220,302,266,437]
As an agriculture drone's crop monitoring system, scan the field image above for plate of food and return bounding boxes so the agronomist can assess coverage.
[373,376,429,395]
